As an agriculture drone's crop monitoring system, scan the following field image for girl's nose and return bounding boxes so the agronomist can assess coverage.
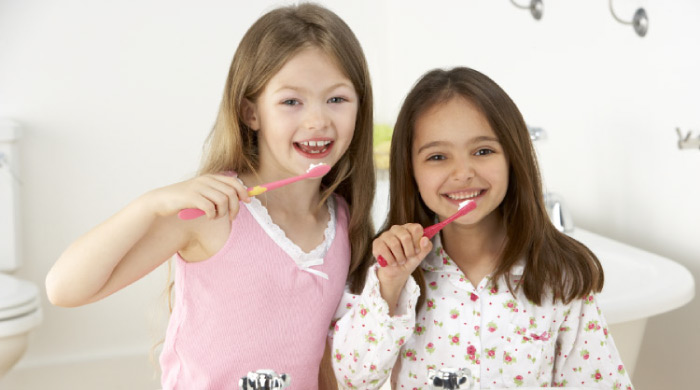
[303,104,330,131]
[451,160,475,182]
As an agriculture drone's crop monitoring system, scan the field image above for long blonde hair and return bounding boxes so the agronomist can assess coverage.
[160,3,375,386]
[200,3,375,287]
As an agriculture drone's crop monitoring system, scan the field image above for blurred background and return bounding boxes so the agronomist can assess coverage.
[0,0,698,389]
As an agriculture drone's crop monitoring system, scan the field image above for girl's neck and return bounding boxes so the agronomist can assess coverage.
[440,211,506,287]
[238,167,330,254]
[238,169,324,216]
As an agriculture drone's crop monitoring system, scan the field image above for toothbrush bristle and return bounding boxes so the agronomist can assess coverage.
[458,200,473,209]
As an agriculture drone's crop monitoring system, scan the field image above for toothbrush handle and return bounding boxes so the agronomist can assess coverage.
[178,208,206,220]
[259,174,309,192]
[423,201,477,239]
[423,221,448,239]
[423,216,458,239]
[177,176,308,220]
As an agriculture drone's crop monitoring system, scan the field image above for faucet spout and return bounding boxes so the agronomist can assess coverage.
[545,192,574,233]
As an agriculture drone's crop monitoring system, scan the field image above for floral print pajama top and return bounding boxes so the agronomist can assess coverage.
[329,234,634,389]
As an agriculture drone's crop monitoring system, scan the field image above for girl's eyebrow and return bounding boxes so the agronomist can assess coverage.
[416,136,500,154]
[472,135,500,143]
[416,140,450,154]
[273,82,354,94]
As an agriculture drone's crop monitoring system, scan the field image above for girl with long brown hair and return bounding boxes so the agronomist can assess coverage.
[330,67,633,389]
[46,3,373,389]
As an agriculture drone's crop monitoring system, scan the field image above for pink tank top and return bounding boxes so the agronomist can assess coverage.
[159,195,350,390]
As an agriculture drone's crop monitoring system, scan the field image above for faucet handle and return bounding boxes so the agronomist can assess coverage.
[545,192,574,233]
[427,367,472,389]
[239,369,290,390]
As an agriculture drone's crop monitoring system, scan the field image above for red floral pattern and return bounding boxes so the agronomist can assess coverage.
[329,236,634,389]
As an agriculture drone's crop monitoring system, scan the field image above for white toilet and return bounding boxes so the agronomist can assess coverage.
[0,119,42,378]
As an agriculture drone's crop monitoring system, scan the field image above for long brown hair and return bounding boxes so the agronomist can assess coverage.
[384,67,603,309]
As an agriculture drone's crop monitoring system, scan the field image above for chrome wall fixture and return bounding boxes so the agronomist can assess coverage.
[509,0,649,38]
[527,126,546,141]
[609,0,649,37]
[676,128,700,150]
[510,0,544,20]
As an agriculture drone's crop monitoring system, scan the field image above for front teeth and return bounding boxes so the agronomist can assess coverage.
[447,191,481,200]
[299,140,332,147]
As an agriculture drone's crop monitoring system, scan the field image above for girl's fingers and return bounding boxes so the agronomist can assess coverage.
[190,198,217,219]
[214,174,251,204]
[373,240,397,267]
[406,224,425,252]
[373,224,431,268]
[192,174,247,220]
[390,225,420,264]
[386,234,408,265]
[198,186,232,219]
[396,226,421,258]
[207,176,250,221]
[408,236,433,268]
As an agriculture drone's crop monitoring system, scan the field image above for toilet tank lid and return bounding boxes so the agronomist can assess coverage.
[0,119,22,142]
[0,274,38,310]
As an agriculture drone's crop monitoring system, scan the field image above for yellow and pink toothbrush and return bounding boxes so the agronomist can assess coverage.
[377,199,477,267]
[177,163,331,220]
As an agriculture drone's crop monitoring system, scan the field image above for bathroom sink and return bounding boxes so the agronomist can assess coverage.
[568,228,695,324]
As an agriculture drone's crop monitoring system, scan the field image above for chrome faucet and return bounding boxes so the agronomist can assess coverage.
[427,367,472,389]
[239,370,290,390]
[544,192,574,233]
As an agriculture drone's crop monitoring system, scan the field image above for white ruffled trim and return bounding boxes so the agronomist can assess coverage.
[243,193,336,280]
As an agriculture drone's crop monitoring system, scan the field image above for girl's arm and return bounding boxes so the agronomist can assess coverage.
[46,173,250,307]
[373,223,432,315]
[328,224,431,389]
[553,294,634,389]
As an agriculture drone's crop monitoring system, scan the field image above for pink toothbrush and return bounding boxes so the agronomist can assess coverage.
[422,199,477,239]
[377,200,476,267]
[177,163,331,220]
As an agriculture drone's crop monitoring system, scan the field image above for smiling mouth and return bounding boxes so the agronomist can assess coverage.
[444,190,485,201]
[294,140,333,154]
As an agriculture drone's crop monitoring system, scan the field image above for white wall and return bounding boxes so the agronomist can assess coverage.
[1,1,698,389]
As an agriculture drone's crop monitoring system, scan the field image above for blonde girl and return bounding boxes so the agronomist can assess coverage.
[47,3,374,389]
[330,67,633,389]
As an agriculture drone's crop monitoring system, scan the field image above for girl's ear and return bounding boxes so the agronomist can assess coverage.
[241,98,260,131]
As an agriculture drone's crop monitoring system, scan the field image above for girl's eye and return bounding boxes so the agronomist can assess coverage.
[475,148,494,156]
[427,154,445,161]
[328,97,346,103]
[282,99,300,106]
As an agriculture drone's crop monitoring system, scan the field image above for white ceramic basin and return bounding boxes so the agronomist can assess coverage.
[568,228,694,324]
[566,228,694,377]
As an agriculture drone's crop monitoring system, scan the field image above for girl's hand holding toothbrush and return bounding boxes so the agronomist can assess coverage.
[374,224,433,274]
[177,164,331,220]
[373,224,433,315]
[148,172,251,221]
